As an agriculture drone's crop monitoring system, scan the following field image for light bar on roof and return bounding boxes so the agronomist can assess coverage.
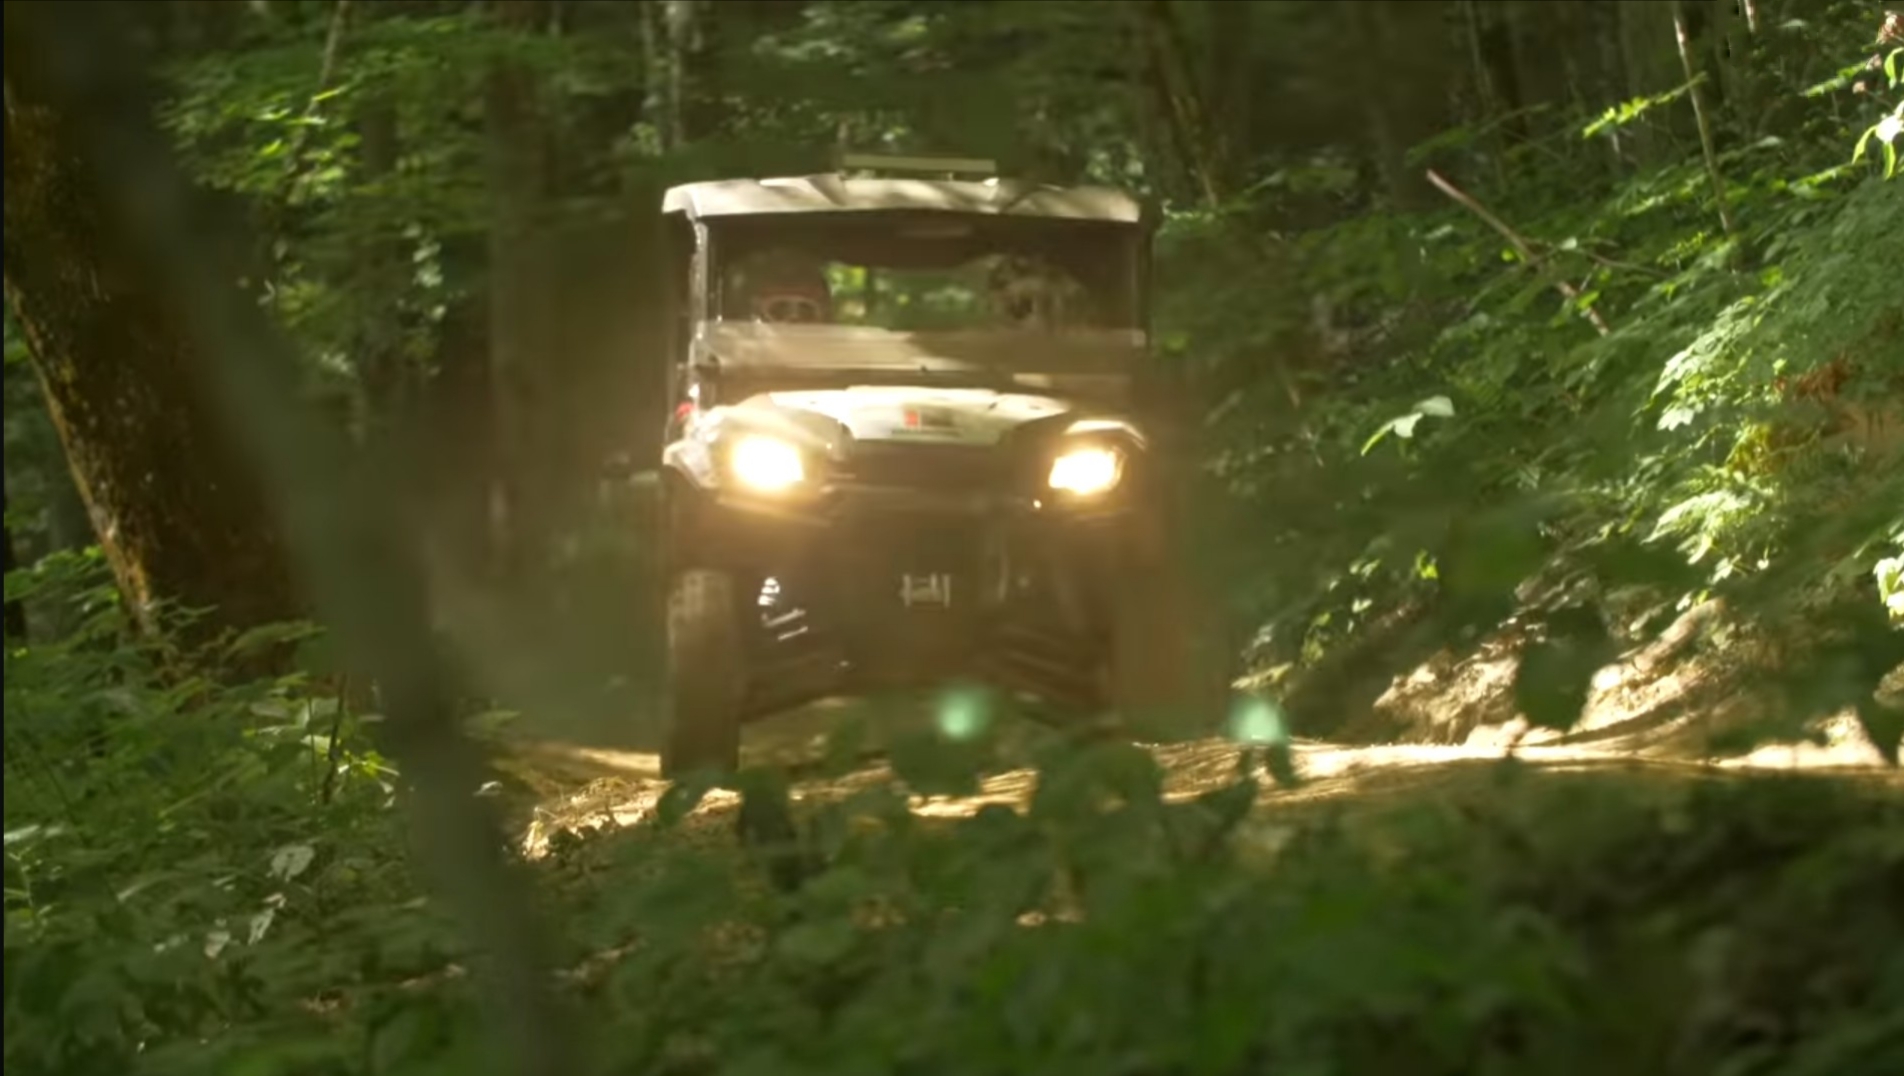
[837,152,998,177]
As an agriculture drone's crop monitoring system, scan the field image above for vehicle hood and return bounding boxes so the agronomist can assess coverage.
[735,386,1081,447]
[699,322,1146,379]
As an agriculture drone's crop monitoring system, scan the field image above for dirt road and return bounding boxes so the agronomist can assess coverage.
[503,693,1901,858]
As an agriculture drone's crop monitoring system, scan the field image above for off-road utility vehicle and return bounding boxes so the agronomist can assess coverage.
[654,154,1232,775]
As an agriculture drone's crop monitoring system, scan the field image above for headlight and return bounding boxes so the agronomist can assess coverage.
[729,436,805,491]
[1048,447,1122,495]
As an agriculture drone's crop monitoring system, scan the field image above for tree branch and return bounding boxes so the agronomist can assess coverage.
[282,0,353,189]
[1425,169,1611,335]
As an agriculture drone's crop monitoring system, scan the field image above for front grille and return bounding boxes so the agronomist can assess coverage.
[832,443,1008,493]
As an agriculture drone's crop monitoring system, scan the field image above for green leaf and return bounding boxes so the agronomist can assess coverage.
[888,728,985,797]
[1658,406,1698,431]
[818,714,873,778]
[1513,608,1616,732]
[776,918,857,965]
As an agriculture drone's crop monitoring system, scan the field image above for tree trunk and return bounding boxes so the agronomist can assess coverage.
[2,32,302,647]
[355,96,408,439]
[1583,0,1634,170]
[1506,0,1571,119]
[3,476,26,639]
[1353,0,1447,210]
[1473,0,1529,144]
[662,0,697,148]
[485,0,556,578]
[640,0,670,148]
[1673,0,1735,238]
[1133,0,1226,206]
[1461,0,1504,173]
[419,277,496,585]
[1207,0,1252,184]
[1618,0,1685,164]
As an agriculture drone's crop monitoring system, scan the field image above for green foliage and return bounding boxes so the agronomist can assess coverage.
[1850,46,1903,179]
[3,553,455,1075]
[9,552,1901,1075]
[9,2,1904,1072]
[1172,5,1904,715]
[3,306,86,574]
[1881,546,1904,624]
[571,743,1904,1076]
[158,11,650,429]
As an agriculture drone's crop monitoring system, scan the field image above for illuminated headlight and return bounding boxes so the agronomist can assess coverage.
[1047,447,1122,496]
[729,436,805,492]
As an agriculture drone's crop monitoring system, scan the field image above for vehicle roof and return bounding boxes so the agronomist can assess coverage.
[660,174,1144,224]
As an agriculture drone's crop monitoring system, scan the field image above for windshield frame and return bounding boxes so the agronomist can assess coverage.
[700,210,1149,334]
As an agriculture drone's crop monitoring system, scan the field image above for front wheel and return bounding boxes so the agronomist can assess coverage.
[1105,556,1233,744]
[660,569,747,778]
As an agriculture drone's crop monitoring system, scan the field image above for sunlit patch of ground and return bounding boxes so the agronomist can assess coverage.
[501,605,1902,859]
[510,691,1903,860]
[1373,601,1902,763]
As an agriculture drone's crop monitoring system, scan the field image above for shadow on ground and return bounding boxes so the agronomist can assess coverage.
[500,689,1903,860]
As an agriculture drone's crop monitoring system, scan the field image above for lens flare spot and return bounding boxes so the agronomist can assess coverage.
[935,685,992,741]
[1227,695,1288,746]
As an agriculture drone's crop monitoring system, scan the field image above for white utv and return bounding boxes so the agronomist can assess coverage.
[652,154,1232,776]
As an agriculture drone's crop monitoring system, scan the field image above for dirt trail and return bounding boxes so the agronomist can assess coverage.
[503,693,1901,859]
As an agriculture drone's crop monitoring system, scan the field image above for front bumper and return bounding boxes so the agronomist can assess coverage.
[672,434,1141,566]
[667,469,1148,717]
[684,484,1134,567]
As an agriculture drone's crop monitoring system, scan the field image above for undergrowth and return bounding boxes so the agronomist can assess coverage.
[1165,8,1904,733]
[7,7,1904,1075]
[7,555,1904,1075]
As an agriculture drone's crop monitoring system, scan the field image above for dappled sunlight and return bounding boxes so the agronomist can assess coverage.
[511,705,1904,862]
[6,1,1901,1072]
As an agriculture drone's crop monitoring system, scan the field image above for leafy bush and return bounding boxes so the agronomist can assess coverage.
[536,740,1904,1076]
[1166,8,1904,714]
[3,553,462,1075]
[9,553,1902,1076]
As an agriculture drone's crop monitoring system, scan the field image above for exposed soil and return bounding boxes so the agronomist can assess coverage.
[505,648,1903,859]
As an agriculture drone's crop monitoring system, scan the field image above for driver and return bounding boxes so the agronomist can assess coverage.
[732,248,833,324]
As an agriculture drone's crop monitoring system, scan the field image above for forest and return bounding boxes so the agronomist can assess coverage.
[3,0,1902,1073]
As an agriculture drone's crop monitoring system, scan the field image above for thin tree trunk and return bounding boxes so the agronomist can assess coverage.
[1594,3,1629,165]
[1208,0,1252,182]
[1462,0,1509,184]
[1505,0,1569,118]
[3,25,302,649]
[1619,0,1683,165]
[1352,0,1406,204]
[1673,0,1735,238]
[1133,0,1225,206]
[639,0,668,148]
[672,0,733,144]
[356,97,405,439]
[485,0,554,578]
[662,0,696,149]
[3,476,26,639]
